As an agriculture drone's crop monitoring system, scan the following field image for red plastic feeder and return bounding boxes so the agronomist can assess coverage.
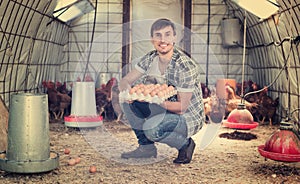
[258,120,300,162]
[223,103,258,130]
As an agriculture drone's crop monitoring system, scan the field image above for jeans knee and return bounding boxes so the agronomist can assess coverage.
[144,129,159,142]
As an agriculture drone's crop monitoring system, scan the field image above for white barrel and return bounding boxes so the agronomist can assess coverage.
[71,82,97,116]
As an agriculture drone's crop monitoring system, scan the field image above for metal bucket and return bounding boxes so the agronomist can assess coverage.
[0,93,59,173]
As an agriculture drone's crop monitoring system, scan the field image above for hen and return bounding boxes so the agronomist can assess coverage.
[201,83,211,99]
[224,84,257,118]
[203,86,225,123]
[95,78,117,119]
[43,81,72,120]
[43,81,60,120]
[255,87,279,125]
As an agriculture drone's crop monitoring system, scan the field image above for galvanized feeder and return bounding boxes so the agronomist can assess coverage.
[0,93,59,173]
[64,82,103,128]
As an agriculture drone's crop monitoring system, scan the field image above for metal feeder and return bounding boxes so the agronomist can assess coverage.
[0,93,59,173]
[64,82,102,128]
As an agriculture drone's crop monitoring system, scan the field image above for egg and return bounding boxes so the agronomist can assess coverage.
[64,148,70,154]
[75,157,81,164]
[157,91,165,98]
[167,86,174,91]
[136,89,142,94]
[89,165,97,173]
[68,159,76,166]
[154,84,161,89]
[129,88,136,94]
[150,90,157,97]
[161,84,168,89]
[143,89,151,96]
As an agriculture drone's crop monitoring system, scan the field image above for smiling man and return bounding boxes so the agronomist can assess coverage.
[119,18,205,164]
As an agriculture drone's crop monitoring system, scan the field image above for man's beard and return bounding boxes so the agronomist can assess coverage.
[158,47,172,55]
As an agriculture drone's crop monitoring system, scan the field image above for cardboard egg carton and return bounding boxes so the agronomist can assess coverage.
[119,84,177,104]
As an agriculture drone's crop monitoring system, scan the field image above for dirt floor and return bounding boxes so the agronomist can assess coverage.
[1,119,300,184]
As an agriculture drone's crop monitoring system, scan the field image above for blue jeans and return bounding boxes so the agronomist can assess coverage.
[122,101,189,150]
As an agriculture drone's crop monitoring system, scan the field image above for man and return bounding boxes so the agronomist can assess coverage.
[119,18,205,164]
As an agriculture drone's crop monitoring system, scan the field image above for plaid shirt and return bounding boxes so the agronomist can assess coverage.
[135,47,205,137]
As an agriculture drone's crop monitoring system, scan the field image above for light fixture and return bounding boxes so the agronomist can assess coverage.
[231,0,279,20]
[53,0,95,23]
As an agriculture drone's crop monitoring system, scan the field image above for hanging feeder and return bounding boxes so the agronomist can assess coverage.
[0,93,59,173]
[64,82,103,128]
[223,103,259,130]
[258,109,300,162]
[221,13,258,131]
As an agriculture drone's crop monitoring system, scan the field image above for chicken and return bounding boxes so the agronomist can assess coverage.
[110,81,124,122]
[235,80,254,97]
[255,87,279,125]
[203,86,225,123]
[43,81,60,120]
[56,81,68,94]
[244,82,262,121]
[201,83,211,98]
[43,81,72,120]
[224,84,257,118]
[244,82,261,103]
[95,78,117,119]
[56,91,72,119]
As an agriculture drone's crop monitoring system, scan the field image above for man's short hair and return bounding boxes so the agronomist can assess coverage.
[150,18,176,37]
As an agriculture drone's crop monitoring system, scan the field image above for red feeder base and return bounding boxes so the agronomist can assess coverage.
[64,115,103,128]
[258,145,300,162]
[222,120,259,130]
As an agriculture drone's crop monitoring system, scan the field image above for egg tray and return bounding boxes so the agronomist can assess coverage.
[119,89,177,104]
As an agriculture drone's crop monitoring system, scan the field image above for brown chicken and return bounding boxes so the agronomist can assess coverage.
[224,84,257,118]
[56,91,72,119]
[243,82,262,121]
[235,80,254,97]
[95,78,117,119]
[203,86,225,123]
[56,81,68,94]
[43,81,72,120]
[201,83,211,99]
[255,87,279,125]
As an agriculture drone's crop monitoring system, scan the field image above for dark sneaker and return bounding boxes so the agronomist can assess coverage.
[173,138,196,164]
[121,144,157,159]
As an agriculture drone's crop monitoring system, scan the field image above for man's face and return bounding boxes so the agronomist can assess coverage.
[151,26,176,55]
